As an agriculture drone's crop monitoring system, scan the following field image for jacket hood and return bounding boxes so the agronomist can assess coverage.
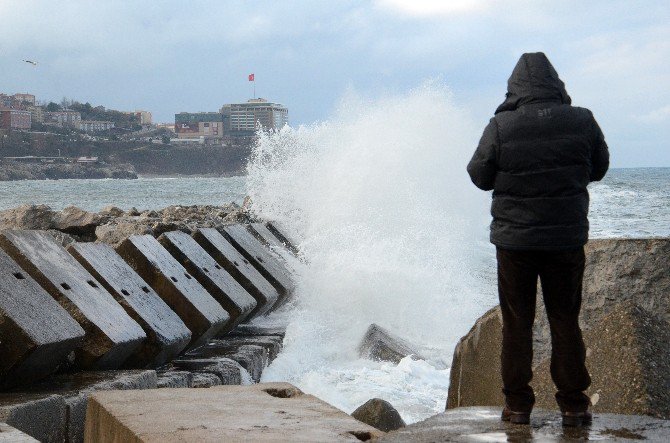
[495,52,571,114]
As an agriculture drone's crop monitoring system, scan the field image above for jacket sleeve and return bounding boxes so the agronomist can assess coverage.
[467,118,499,191]
[589,114,610,182]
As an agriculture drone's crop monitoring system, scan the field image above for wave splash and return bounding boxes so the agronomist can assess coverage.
[245,83,496,423]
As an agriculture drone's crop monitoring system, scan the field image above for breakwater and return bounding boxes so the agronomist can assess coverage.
[0,203,297,442]
[0,161,137,181]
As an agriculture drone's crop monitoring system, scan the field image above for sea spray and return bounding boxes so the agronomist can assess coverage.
[246,82,498,423]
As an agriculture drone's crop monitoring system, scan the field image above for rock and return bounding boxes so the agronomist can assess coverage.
[99,206,124,217]
[94,222,153,245]
[533,301,670,419]
[0,394,66,443]
[46,229,78,247]
[358,324,425,364]
[379,407,670,442]
[116,234,229,349]
[53,206,104,239]
[0,248,85,389]
[0,230,146,369]
[140,210,159,219]
[127,207,140,216]
[445,307,503,409]
[84,383,384,442]
[68,242,192,367]
[193,228,279,318]
[158,231,257,332]
[157,371,193,389]
[0,423,38,442]
[220,224,295,309]
[190,373,222,388]
[351,398,406,432]
[0,205,55,231]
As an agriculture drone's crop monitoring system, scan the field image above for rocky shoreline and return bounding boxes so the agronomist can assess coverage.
[0,161,138,181]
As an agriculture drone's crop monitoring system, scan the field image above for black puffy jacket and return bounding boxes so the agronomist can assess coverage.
[467,52,609,250]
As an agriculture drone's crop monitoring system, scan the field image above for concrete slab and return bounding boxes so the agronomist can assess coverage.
[23,370,157,443]
[116,235,229,349]
[0,393,66,443]
[157,231,256,333]
[193,228,279,318]
[0,248,84,389]
[266,221,301,255]
[0,230,146,369]
[380,407,670,442]
[0,423,38,442]
[247,222,296,256]
[170,358,243,385]
[193,336,284,362]
[84,383,384,442]
[229,323,286,338]
[156,371,193,389]
[69,242,191,367]
[190,373,221,388]
[220,224,295,309]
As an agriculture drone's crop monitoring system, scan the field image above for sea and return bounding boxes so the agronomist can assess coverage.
[1,84,668,425]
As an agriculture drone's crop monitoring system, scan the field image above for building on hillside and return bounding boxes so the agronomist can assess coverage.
[80,120,115,132]
[134,110,152,125]
[0,109,32,130]
[174,112,224,139]
[0,94,12,108]
[13,94,36,106]
[220,98,288,135]
[26,105,44,124]
[45,110,81,128]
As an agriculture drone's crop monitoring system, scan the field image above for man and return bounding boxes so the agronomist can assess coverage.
[467,52,609,427]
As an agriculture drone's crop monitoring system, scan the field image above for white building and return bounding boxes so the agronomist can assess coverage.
[80,120,115,132]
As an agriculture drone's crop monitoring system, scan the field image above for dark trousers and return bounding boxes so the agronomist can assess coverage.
[496,247,591,413]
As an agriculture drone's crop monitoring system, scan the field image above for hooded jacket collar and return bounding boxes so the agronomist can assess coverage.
[495,52,571,114]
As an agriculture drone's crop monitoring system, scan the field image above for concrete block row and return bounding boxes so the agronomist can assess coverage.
[0,222,297,390]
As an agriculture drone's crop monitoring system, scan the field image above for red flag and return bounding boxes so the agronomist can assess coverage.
[248,73,255,81]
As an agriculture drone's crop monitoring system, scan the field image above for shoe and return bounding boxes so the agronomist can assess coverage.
[562,410,592,427]
[501,406,531,425]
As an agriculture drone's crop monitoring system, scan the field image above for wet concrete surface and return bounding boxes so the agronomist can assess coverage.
[247,222,296,256]
[193,228,279,318]
[69,242,191,367]
[380,407,670,442]
[266,221,301,256]
[158,231,256,332]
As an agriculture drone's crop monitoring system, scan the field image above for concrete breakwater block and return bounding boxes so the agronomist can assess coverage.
[220,224,295,308]
[379,407,670,442]
[116,235,229,349]
[0,249,85,389]
[156,371,193,389]
[0,230,146,369]
[157,231,256,332]
[23,370,156,443]
[196,335,284,362]
[0,393,66,443]
[170,358,244,385]
[229,323,287,338]
[68,243,191,367]
[0,423,37,442]
[266,221,301,255]
[248,222,297,256]
[358,324,425,364]
[84,383,384,442]
[193,228,279,318]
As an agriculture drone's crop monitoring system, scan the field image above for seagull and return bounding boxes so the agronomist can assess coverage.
[23,60,38,66]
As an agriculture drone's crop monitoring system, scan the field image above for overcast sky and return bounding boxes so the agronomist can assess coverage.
[1,0,668,167]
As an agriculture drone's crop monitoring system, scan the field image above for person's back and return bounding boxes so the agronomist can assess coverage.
[467,52,609,427]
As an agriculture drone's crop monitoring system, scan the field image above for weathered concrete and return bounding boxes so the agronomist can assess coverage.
[221,224,295,308]
[266,221,301,255]
[193,228,279,318]
[218,344,267,383]
[69,242,192,367]
[0,423,38,442]
[0,393,66,443]
[446,307,504,409]
[193,336,284,362]
[351,398,406,432]
[533,301,670,419]
[157,231,256,332]
[190,373,222,388]
[156,371,193,389]
[84,383,384,442]
[0,249,84,389]
[0,230,146,369]
[380,407,670,442]
[171,358,244,385]
[229,323,286,338]
[22,370,157,443]
[116,234,229,349]
[247,222,296,256]
[358,324,425,364]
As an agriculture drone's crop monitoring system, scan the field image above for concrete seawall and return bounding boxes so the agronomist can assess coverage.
[0,216,298,442]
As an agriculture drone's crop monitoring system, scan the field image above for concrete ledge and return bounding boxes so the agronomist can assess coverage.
[247,222,296,256]
[0,230,146,369]
[84,383,384,442]
[266,221,300,256]
[0,423,38,442]
[0,248,84,389]
[0,393,66,443]
[69,242,191,367]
